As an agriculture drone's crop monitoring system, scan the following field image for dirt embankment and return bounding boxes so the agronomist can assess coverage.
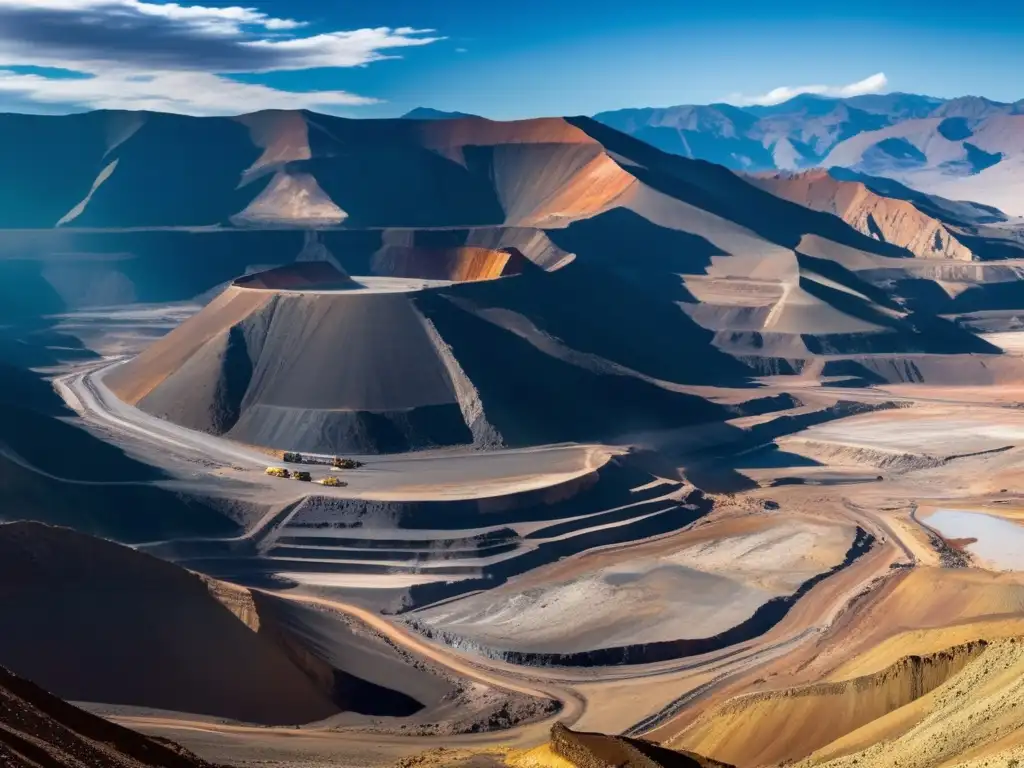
[804,638,1024,768]
[0,664,220,768]
[200,578,346,707]
[0,521,339,725]
[232,261,354,290]
[676,641,988,766]
[545,723,728,768]
[777,439,948,472]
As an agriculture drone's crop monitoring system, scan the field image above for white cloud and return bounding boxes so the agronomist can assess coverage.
[731,72,889,107]
[0,0,443,114]
[240,28,440,71]
[0,70,378,113]
[0,0,308,37]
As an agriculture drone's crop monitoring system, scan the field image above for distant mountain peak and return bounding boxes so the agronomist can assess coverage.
[589,91,1024,213]
[401,107,479,120]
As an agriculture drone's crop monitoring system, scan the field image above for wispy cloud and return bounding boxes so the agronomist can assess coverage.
[0,0,443,114]
[730,72,889,107]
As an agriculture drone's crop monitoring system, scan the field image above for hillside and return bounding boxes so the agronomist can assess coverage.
[0,521,339,725]
[85,112,1013,455]
[823,113,1024,215]
[104,261,738,454]
[0,111,633,230]
[0,520,555,737]
[747,168,1024,262]
[0,665,218,768]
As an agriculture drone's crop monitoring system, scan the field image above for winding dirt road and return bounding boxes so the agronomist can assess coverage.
[44,356,929,764]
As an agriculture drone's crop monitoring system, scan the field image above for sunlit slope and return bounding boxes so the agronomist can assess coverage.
[749,169,974,260]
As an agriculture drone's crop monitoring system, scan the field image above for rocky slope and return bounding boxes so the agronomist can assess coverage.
[0,665,219,768]
[497,723,732,768]
[749,169,974,260]
[675,641,988,766]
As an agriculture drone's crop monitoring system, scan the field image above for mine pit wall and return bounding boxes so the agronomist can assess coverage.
[407,527,875,666]
[395,492,707,610]
[270,527,522,565]
[417,308,504,449]
[202,578,335,703]
[228,402,473,456]
[201,576,261,632]
[779,440,947,472]
[250,593,353,710]
[741,401,897,445]
[222,489,708,613]
[280,461,646,531]
[203,577,423,718]
[275,527,519,553]
[835,354,1024,385]
[179,465,711,613]
[678,400,903,468]
[0,227,566,324]
[734,352,1024,386]
[370,245,528,282]
[685,640,989,767]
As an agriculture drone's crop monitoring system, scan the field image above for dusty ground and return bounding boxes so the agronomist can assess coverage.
[412,517,854,653]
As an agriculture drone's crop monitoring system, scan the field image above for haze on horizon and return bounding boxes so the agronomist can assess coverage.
[0,0,1021,119]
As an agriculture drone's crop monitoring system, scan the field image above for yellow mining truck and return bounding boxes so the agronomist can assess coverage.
[292,471,312,482]
[332,457,365,470]
[265,467,290,479]
[320,476,348,488]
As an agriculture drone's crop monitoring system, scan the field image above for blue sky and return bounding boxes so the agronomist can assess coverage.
[0,0,1021,117]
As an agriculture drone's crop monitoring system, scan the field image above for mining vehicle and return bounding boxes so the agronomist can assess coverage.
[332,457,365,469]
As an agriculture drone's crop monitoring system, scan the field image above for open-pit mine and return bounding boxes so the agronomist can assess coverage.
[3,108,1024,768]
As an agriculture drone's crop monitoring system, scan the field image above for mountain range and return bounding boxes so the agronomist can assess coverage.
[594,93,1024,215]
[406,93,1024,215]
